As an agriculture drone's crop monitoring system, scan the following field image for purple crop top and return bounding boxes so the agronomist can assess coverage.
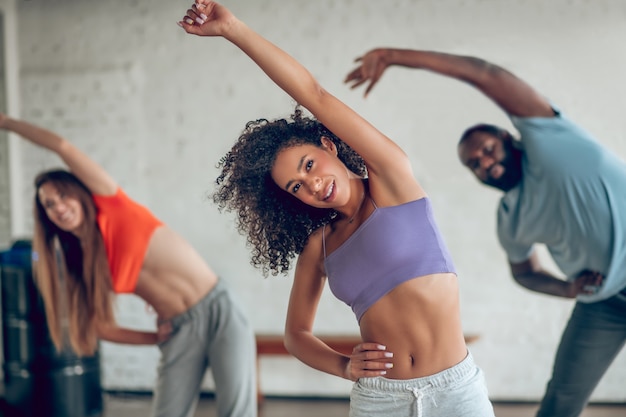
[323,197,456,322]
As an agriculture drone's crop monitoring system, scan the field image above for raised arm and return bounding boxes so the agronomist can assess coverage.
[0,113,117,196]
[345,48,554,118]
[179,2,417,194]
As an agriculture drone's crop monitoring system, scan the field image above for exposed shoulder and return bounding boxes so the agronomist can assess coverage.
[92,186,124,199]
[296,226,326,278]
[301,226,324,259]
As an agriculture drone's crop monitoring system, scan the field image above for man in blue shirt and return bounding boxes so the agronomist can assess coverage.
[345,48,626,417]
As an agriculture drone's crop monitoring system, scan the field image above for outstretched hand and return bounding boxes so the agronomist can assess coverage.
[344,342,394,381]
[344,49,390,98]
[177,1,235,37]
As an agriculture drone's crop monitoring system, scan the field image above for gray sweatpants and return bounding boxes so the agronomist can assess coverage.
[536,287,626,417]
[151,279,257,417]
[349,351,494,417]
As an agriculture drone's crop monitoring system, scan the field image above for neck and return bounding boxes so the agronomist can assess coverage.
[70,223,90,241]
[343,180,367,224]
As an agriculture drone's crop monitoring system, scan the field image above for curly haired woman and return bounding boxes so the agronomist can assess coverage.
[180,2,495,416]
[0,113,256,417]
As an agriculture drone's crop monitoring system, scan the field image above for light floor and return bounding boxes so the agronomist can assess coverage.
[102,393,625,417]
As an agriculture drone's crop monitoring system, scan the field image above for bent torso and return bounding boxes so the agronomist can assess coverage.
[359,272,467,379]
[133,226,218,320]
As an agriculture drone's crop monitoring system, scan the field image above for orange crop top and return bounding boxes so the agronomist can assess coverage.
[93,188,163,293]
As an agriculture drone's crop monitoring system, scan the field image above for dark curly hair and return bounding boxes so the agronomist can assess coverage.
[213,107,366,277]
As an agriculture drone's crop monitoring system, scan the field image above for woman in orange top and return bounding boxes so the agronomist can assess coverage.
[1,113,257,417]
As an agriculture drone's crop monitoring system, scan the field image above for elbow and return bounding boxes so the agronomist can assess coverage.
[465,56,490,69]
[464,57,506,87]
[511,272,526,287]
[511,271,536,291]
[466,56,499,75]
[283,327,311,357]
[283,331,298,356]
[56,136,75,156]
[313,84,332,108]
[301,81,332,111]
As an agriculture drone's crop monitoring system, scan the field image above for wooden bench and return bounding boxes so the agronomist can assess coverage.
[255,333,480,404]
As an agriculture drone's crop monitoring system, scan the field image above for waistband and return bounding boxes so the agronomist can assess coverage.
[356,351,475,392]
[164,279,228,329]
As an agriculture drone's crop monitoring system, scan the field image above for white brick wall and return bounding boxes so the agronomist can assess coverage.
[7,0,626,401]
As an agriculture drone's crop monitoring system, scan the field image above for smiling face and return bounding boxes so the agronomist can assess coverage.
[270,137,353,208]
[457,130,523,192]
[37,182,86,234]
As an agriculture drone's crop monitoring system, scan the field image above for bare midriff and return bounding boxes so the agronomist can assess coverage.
[359,272,467,379]
[133,226,218,320]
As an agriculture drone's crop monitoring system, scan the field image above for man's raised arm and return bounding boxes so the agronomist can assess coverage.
[345,48,554,118]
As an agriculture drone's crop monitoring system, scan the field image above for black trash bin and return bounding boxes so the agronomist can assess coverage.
[0,240,103,417]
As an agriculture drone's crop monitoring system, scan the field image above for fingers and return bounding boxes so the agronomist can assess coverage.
[593,271,604,285]
[344,67,361,83]
[581,285,600,295]
[344,63,382,97]
[586,271,604,293]
[347,343,394,379]
[157,321,173,343]
[177,2,210,31]
[582,270,604,284]
[349,78,368,90]
[352,342,388,353]
[576,270,605,295]
[585,273,602,289]
[348,358,393,379]
[363,78,380,98]
[157,320,172,333]
[344,67,371,91]
[192,3,208,20]
[178,6,205,28]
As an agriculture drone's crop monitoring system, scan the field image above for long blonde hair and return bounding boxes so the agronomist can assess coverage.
[32,169,114,356]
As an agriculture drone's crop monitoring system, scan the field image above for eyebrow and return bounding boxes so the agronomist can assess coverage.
[284,155,307,191]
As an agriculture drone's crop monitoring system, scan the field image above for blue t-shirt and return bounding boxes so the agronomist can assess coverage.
[497,107,626,302]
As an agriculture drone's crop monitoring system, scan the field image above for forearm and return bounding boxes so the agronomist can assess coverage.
[372,48,551,117]
[2,115,117,194]
[513,271,576,298]
[98,325,159,345]
[285,331,350,380]
[2,117,67,153]
[379,49,497,88]
[223,19,326,115]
